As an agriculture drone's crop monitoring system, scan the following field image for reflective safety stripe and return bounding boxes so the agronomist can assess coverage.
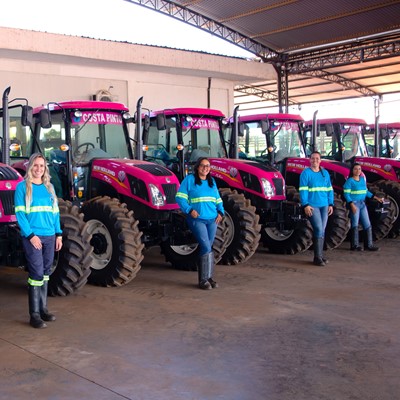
[300,186,332,192]
[190,196,219,204]
[16,205,58,214]
[176,192,189,200]
[43,275,50,282]
[344,189,367,195]
[28,278,44,286]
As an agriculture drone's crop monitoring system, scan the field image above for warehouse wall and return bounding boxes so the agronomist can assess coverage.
[0,27,276,117]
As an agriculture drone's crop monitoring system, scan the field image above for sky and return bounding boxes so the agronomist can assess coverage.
[0,0,253,58]
[1,0,399,123]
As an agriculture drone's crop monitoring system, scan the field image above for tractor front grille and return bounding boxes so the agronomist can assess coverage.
[273,178,284,196]
[0,190,15,215]
[162,183,177,204]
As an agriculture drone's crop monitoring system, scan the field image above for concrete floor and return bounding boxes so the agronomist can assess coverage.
[1,238,399,400]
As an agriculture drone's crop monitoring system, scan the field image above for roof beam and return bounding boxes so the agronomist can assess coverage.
[123,0,279,59]
[286,34,400,73]
[235,84,297,105]
[302,70,378,96]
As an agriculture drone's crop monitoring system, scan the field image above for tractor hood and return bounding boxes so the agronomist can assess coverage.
[355,157,400,182]
[90,158,180,210]
[209,158,285,200]
[285,158,349,178]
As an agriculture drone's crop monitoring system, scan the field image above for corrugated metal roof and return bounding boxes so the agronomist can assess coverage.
[160,0,400,110]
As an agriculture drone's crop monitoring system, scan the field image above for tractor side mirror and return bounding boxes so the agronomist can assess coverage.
[40,109,52,129]
[156,114,166,131]
[381,129,389,139]
[261,120,270,134]
[142,117,150,144]
[144,114,150,131]
[21,106,33,127]
[238,122,245,137]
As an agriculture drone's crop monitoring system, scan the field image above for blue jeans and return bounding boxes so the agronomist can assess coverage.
[186,217,217,256]
[309,206,329,238]
[22,236,55,283]
[350,200,371,229]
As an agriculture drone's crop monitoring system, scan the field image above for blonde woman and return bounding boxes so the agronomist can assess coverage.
[15,153,63,328]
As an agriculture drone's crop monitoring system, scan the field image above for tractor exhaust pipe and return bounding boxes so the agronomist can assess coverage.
[230,105,239,159]
[135,96,144,161]
[2,86,11,166]
[311,110,318,153]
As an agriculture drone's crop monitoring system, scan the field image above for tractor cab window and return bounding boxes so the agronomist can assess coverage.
[340,123,368,161]
[269,120,305,162]
[389,130,400,159]
[70,110,129,164]
[145,117,179,166]
[237,120,305,161]
[381,128,400,159]
[182,116,226,162]
[2,106,33,161]
[237,121,266,157]
[314,123,339,159]
[39,123,65,162]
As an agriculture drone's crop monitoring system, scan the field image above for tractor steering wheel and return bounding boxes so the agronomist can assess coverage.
[76,142,95,154]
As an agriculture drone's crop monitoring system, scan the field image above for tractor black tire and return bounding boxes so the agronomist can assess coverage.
[375,180,400,237]
[160,218,228,271]
[325,193,350,250]
[262,186,313,254]
[48,199,93,297]
[367,187,396,241]
[82,196,144,287]
[218,188,261,265]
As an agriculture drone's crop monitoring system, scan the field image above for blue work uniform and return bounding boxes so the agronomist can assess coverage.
[299,167,334,238]
[176,174,224,255]
[15,181,62,285]
[343,176,373,229]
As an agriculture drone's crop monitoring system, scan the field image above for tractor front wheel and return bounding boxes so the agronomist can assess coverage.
[82,196,144,287]
[262,186,313,254]
[218,188,261,265]
[160,218,228,271]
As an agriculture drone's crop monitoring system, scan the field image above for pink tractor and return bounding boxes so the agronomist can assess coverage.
[0,87,93,296]
[10,98,227,284]
[227,111,350,251]
[141,106,312,261]
[304,117,398,239]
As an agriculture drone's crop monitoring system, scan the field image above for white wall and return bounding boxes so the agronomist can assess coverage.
[0,27,276,117]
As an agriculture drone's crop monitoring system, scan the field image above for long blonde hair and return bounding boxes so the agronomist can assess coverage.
[24,153,57,209]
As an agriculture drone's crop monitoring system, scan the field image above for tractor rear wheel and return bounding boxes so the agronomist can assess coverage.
[325,193,350,250]
[262,186,313,254]
[375,180,400,237]
[218,188,261,265]
[160,219,228,271]
[48,199,93,296]
[82,196,144,287]
[367,187,396,241]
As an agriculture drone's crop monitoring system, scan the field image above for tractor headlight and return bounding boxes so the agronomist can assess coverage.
[149,184,165,206]
[261,178,275,198]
